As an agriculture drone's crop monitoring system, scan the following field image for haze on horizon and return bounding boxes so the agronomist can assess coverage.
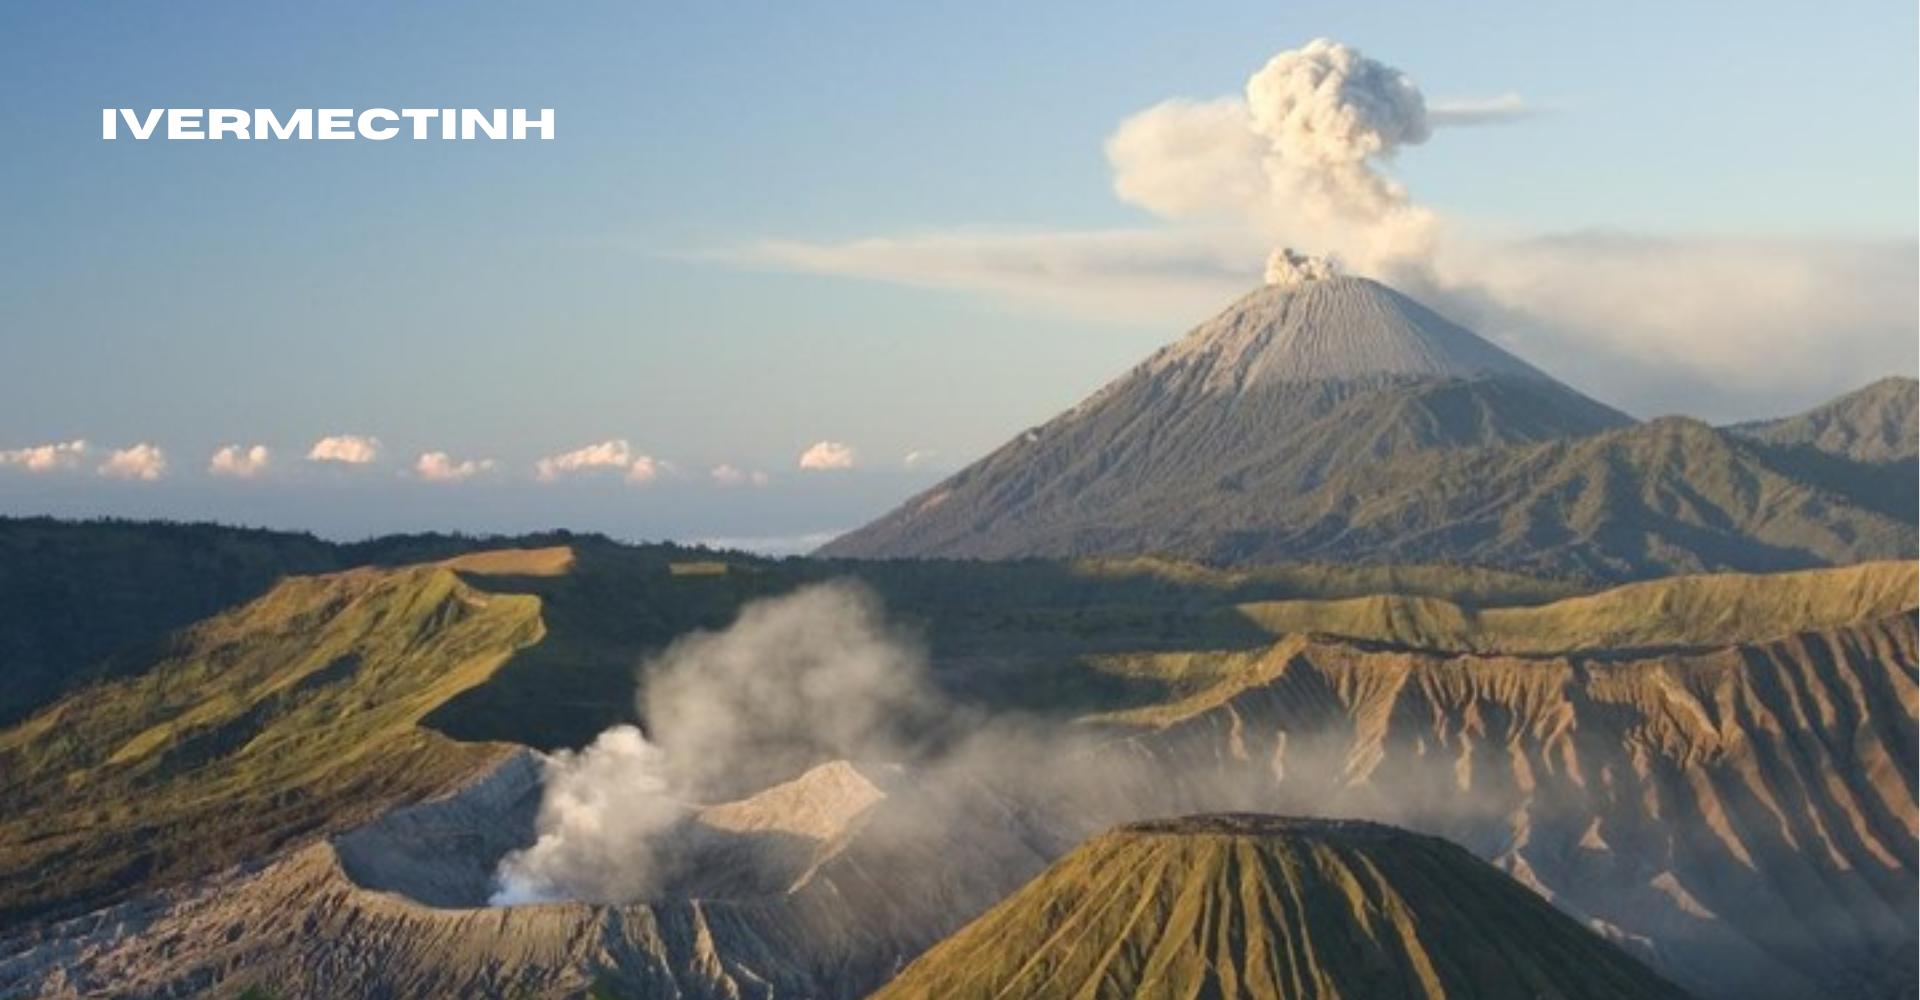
[2,0,1914,543]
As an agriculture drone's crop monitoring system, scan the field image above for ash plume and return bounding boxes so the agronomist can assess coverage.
[1107,38,1441,281]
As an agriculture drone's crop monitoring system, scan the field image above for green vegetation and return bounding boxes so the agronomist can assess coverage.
[0,517,583,726]
[1236,561,1919,653]
[870,816,1699,1000]
[0,560,545,924]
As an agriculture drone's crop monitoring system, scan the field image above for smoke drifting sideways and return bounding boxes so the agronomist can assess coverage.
[489,581,952,905]
[1107,38,1441,284]
[486,579,1532,909]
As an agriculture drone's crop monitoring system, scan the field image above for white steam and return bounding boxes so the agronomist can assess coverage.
[489,582,942,905]
[489,727,679,905]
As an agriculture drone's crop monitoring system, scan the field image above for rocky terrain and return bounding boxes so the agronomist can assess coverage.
[0,757,1061,1000]
[0,548,1910,1000]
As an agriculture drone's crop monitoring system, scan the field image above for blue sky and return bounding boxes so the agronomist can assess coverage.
[1,1,1914,544]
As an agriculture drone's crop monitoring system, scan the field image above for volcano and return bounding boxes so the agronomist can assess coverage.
[868,814,1700,1000]
[818,269,1631,562]
[820,269,1915,580]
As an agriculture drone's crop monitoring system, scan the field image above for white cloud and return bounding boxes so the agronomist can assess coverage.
[0,439,88,473]
[208,444,271,479]
[710,464,770,488]
[723,227,1256,325]
[1428,93,1533,127]
[625,456,666,484]
[693,531,843,556]
[536,439,665,485]
[904,449,938,468]
[97,443,166,481]
[797,440,857,471]
[307,434,381,464]
[414,451,496,483]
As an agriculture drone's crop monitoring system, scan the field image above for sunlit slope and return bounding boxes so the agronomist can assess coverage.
[1237,560,1918,652]
[869,814,1698,1000]
[0,557,549,924]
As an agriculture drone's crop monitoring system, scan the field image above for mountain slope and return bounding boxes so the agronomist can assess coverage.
[869,814,1698,1000]
[0,553,555,925]
[1090,608,1918,1000]
[1733,376,1919,463]
[1205,416,1915,579]
[1235,560,1918,653]
[822,280,1911,581]
[820,275,1630,562]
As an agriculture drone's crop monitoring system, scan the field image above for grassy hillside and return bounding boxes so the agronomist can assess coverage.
[0,558,546,924]
[1237,561,1918,653]
[870,815,1698,1000]
[1223,416,1915,579]
[0,517,585,726]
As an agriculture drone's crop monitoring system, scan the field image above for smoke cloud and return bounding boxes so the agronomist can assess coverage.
[1265,248,1341,287]
[1108,38,1440,281]
[490,727,680,905]
[490,582,947,904]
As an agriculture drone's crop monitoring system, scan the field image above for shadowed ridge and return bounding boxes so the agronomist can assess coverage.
[1732,376,1919,463]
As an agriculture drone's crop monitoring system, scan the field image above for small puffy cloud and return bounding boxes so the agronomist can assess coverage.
[97,443,166,481]
[710,464,770,488]
[625,456,666,485]
[307,434,381,464]
[536,439,631,481]
[536,440,665,485]
[903,449,938,468]
[414,451,496,483]
[797,440,857,471]
[0,439,88,473]
[208,444,271,479]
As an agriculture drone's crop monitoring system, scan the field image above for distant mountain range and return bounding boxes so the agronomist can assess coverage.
[821,274,1916,580]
